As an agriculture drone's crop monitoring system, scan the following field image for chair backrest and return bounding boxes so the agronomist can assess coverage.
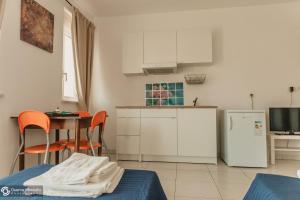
[76,111,91,117]
[18,111,50,134]
[91,111,107,132]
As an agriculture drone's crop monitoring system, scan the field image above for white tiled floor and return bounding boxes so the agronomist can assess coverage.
[118,159,300,200]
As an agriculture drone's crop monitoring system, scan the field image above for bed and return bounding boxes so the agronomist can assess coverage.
[243,173,300,200]
[0,165,167,200]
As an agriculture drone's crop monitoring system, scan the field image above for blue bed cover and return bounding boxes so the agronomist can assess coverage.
[244,173,300,200]
[0,165,167,200]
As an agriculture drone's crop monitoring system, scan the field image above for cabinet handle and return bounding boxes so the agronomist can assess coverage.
[230,116,233,130]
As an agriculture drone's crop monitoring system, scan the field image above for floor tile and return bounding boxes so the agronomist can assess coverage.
[155,168,177,180]
[160,179,176,197]
[207,164,241,172]
[216,182,251,200]
[241,168,277,180]
[117,161,144,169]
[175,180,221,198]
[117,159,300,200]
[177,163,208,171]
[211,169,251,185]
[143,161,177,170]
[167,195,175,200]
[177,169,213,182]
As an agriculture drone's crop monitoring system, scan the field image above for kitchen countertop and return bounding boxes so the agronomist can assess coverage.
[116,106,218,109]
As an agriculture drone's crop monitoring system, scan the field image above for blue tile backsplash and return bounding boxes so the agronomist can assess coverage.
[145,82,184,106]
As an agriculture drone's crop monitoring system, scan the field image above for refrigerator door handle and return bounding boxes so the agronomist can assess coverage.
[230,116,233,131]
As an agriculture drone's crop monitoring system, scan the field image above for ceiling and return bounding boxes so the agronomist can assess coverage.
[72,0,299,17]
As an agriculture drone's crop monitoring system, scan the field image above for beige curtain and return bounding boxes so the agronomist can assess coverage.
[71,8,95,110]
[0,0,5,29]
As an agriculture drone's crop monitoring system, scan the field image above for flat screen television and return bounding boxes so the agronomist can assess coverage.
[269,108,300,135]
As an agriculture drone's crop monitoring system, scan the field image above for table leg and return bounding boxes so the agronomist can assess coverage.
[271,136,275,165]
[19,130,25,171]
[55,129,60,164]
[75,120,80,152]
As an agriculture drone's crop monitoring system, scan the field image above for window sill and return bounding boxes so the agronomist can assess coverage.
[62,97,78,103]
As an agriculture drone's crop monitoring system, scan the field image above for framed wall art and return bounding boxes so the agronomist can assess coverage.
[20,0,54,53]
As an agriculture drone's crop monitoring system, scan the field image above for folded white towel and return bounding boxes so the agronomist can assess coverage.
[44,153,109,185]
[107,167,124,193]
[89,162,118,183]
[24,167,124,198]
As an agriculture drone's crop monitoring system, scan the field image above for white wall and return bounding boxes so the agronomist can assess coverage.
[91,2,300,159]
[0,0,78,177]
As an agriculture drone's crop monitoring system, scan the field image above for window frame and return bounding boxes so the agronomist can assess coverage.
[62,8,78,103]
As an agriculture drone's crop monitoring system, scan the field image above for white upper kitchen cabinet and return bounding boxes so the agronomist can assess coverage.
[122,32,144,74]
[177,108,217,157]
[177,29,212,63]
[143,31,177,65]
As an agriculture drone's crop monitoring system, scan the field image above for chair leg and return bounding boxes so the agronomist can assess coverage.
[67,129,70,141]
[67,148,72,158]
[102,136,110,160]
[43,134,50,164]
[48,152,51,164]
[62,148,67,161]
[60,151,64,162]
[86,131,96,157]
[9,147,23,175]
[37,154,41,165]
[10,135,25,175]
[89,138,96,157]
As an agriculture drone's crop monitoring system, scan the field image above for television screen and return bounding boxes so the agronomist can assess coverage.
[289,108,300,132]
[269,108,300,133]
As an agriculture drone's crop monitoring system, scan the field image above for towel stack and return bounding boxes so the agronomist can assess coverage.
[24,153,124,198]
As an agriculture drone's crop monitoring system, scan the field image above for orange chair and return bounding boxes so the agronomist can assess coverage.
[10,111,65,175]
[65,111,107,156]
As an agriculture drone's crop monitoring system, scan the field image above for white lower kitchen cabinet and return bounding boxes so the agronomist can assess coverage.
[116,107,217,164]
[117,118,140,135]
[177,109,217,159]
[141,117,177,156]
[116,136,140,155]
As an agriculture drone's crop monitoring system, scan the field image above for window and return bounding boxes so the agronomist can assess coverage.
[62,9,78,102]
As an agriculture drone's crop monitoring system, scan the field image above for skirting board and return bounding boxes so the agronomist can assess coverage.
[117,154,217,165]
[276,151,300,160]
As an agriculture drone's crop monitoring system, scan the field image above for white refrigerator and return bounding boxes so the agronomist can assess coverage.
[221,110,267,168]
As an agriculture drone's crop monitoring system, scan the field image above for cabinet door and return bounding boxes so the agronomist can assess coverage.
[117,136,140,154]
[122,32,144,74]
[117,109,140,118]
[141,117,177,156]
[178,109,217,157]
[143,31,177,64]
[177,29,212,63]
[117,118,140,136]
